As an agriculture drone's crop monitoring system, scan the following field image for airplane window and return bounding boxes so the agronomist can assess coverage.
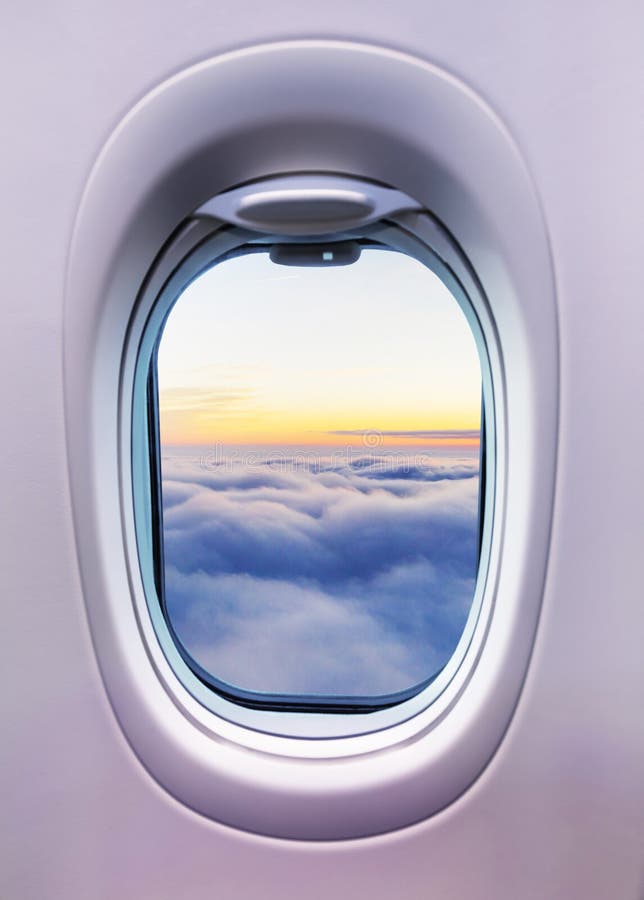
[145,240,486,711]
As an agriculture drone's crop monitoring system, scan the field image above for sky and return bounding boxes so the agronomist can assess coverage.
[156,247,483,700]
[157,248,482,447]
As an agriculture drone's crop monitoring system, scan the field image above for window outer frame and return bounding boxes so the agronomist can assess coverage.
[131,214,494,728]
[63,40,558,840]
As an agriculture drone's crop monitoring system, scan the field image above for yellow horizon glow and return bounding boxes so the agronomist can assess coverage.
[161,438,481,449]
[158,388,480,445]
[159,412,480,446]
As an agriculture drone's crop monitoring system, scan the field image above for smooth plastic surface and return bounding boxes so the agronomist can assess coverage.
[197,174,421,234]
[4,2,644,897]
[64,41,557,839]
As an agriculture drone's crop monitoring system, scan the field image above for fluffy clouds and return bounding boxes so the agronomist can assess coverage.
[161,450,480,698]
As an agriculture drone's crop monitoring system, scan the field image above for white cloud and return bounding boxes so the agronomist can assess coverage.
[161,453,480,697]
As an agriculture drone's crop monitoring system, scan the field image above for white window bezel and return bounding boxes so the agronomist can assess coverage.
[63,41,557,839]
[129,208,495,739]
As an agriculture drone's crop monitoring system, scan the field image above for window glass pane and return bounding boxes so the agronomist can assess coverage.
[156,248,482,700]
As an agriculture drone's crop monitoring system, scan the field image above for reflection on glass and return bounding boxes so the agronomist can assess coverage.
[156,249,482,699]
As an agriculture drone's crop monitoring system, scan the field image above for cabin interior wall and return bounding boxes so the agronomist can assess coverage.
[1,2,643,897]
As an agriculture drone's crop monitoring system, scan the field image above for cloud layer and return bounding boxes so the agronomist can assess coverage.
[161,450,480,698]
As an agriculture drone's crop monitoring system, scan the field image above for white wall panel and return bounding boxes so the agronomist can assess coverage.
[1,2,643,897]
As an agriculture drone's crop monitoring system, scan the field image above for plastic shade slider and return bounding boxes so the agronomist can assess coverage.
[269,241,362,266]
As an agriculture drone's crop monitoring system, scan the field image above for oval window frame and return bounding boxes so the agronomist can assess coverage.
[64,41,557,839]
[130,209,496,738]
